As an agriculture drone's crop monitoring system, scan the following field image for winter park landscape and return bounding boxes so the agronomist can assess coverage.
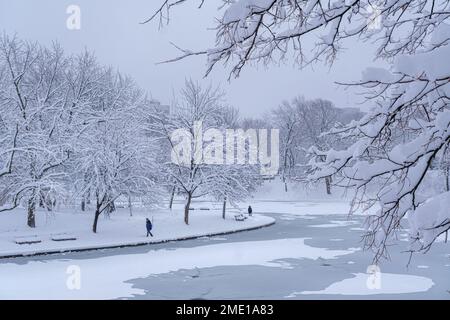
[0,0,449,301]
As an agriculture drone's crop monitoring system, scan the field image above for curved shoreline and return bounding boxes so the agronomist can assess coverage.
[0,217,275,260]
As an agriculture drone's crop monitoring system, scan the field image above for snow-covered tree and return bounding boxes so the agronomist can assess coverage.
[0,36,162,232]
[149,79,260,224]
[0,36,73,227]
[147,0,450,259]
[310,55,450,260]
[296,98,340,194]
[73,68,159,233]
[270,101,300,192]
[213,106,261,219]
[270,97,359,193]
[64,51,105,213]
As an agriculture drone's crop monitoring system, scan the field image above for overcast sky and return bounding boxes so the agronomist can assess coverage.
[0,0,387,116]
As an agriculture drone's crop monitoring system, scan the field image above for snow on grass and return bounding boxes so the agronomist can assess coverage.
[0,238,358,299]
[288,273,434,297]
[249,200,358,216]
[0,205,274,258]
[250,180,380,217]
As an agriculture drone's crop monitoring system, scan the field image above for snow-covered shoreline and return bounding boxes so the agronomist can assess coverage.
[0,206,275,259]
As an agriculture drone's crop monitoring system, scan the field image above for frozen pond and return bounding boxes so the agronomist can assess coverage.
[1,205,449,299]
[129,213,449,300]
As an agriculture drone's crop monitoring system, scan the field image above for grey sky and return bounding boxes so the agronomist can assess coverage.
[0,0,386,116]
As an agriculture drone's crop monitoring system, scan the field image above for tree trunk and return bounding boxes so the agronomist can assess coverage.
[92,195,102,233]
[128,195,133,217]
[222,196,227,219]
[92,208,101,233]
[184,193,192,225]
[325,176,332,195]
[107,200,116,213]
[169,186,176,210]
[27,198,36,228]
[47,199,54,211]
[283,155,288,192]
[281,137,291,193]
[445,166,449,192]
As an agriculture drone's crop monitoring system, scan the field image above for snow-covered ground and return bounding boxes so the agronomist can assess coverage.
[0,181,355,258]
[1,180,448,300]
[1,208,448,300]
[0,238,357,299]
[0,201,274,258]
[251,180,378,216]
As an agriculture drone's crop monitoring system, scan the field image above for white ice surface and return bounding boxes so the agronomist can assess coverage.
[0,238,357,299]
[309,220,359,228]
[289,273,434,296]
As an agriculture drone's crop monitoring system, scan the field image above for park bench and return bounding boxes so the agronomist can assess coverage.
[14,235,42,245]
[51,233,77,242]
[234,214,247,221]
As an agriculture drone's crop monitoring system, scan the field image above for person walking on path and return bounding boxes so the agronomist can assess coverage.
[146,218,153,237]
[248,205,253,217]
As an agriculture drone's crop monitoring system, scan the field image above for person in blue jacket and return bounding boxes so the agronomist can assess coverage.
[146,218,153,237]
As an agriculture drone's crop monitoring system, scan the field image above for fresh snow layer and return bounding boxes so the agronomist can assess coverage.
[0,179,370,258]
[0,238,358,299]
[408,191,450,248]
[289,273,434,296]
[0,204,274,258]
[249,200,362,216]
[250,180,378,216]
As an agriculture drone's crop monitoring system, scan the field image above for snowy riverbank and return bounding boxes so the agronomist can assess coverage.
[0,203,274,259]
[0,180,366,259]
